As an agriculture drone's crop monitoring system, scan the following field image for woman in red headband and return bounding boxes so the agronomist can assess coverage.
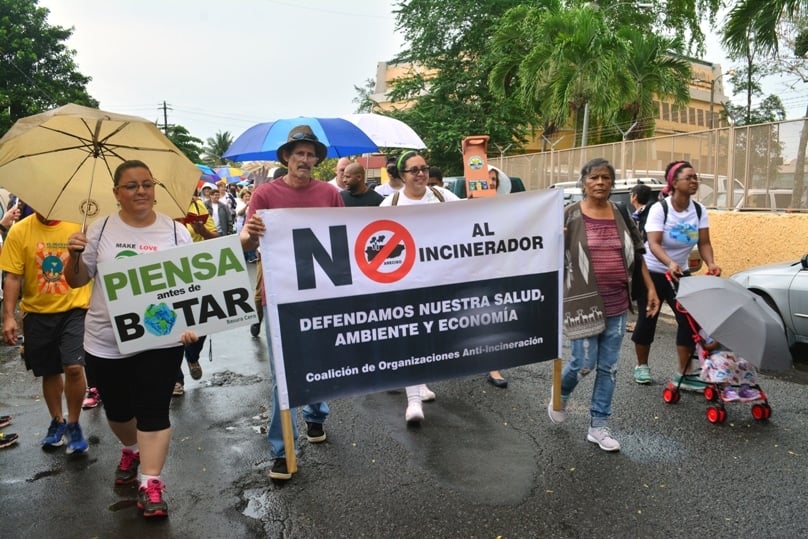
[631,160,721,389]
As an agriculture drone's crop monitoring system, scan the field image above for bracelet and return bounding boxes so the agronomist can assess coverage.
[0,224,7,234]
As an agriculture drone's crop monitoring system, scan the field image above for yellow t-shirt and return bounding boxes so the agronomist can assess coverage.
[0,215,91,313]
[185,199,217,243]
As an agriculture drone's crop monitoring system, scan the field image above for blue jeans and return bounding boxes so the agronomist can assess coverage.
[561,312,626,428]
[264,307,329,459]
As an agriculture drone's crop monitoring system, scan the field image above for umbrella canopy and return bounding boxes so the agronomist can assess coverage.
[341,113,426,149]
[676,275,792,371]
[224,117,378,162]
[0,104,199,226]
[214,166,246,184]
[196,163,220,184]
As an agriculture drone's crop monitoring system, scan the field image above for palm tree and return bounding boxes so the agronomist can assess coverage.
[202,131,234,165]
[723,0,807,208]
[723,0,805,54]
[490,4,633,147]
[617,27,692,139]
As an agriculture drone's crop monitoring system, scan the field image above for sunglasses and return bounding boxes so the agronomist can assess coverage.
[290,131,320,142]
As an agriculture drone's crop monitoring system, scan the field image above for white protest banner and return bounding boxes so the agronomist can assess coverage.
[99,235,258,354]
[260,189,564,409]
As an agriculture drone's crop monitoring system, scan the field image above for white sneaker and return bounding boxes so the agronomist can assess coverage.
[547,388,567,424]
[405,402,424,424]
[419,384,436,402]
[587,426,621,452]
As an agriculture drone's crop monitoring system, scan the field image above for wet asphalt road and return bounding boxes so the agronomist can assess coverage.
[2,264,808,538]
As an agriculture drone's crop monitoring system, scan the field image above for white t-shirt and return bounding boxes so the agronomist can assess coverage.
[374,182,403,197]
[379,186,459,206]
[81,212,193,359]
[643,199,708,273]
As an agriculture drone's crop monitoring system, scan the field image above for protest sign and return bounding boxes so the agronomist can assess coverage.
[99,235,257,354]
[261,190,564,408]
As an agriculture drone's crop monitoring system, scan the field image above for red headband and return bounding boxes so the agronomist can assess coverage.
[664,162,688,194]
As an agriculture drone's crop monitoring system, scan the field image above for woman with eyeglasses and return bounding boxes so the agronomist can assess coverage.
[66,159,196,518]
[380,151,458,424]
[631,160,721,390]
[380,151,459,206]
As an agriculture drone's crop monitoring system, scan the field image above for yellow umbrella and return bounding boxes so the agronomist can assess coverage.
[0,103,200,228]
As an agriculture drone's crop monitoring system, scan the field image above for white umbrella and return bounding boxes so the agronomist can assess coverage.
[341,113,426,149]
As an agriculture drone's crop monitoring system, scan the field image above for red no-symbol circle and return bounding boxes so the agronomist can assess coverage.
[354,219,416,283]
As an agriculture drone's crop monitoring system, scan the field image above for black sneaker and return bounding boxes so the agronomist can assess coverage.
[306,422,326,443]
[269,458,292,480]
[250,323,260,337]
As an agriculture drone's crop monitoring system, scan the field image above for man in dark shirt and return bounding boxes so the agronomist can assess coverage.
[340,163,384,207]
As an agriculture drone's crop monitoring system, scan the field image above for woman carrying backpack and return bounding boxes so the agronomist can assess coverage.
[631,160,721,387]
[380,151,459,424]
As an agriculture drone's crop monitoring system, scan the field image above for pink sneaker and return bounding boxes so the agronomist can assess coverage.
[137,478,168,517]
[82,387,101,409]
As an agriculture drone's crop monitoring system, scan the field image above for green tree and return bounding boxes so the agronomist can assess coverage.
[0,0,98,135]
[388,0,531,174]
[166,125,204,164]
[722,0,806,55]
[491,4,631,146]
[202,131,234,166]
[352,78,378,113]
[616,27,692,140]
[723,1,807,207]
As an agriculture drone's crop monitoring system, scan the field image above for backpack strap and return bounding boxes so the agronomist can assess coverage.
[392,187,445,205]
[661,198,703,225]
[429,186,445,202]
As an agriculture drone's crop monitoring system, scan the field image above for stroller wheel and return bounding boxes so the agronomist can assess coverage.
[752,404,771,421]
[706,406,725,424]
[663,386,680,404]
[704,386,717,401]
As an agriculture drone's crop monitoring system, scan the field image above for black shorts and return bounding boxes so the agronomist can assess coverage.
[23,309,86,377]
[88,346,183,432]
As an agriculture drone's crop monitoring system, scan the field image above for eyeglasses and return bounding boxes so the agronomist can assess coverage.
[403,166,430,175]
[117,182,156,191]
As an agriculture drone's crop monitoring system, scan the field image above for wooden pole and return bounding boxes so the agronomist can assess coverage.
[551,358,562,410]
[280,409,297,474]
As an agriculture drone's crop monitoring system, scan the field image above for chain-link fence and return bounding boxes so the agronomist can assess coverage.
[500,118,808,211]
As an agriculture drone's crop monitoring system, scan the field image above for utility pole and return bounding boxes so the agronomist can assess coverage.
[158,101,172,135]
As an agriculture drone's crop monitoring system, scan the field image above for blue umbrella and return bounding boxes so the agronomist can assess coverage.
[224,117,379,162]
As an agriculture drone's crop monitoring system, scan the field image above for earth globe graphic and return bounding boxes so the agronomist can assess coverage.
[143,303,178,336]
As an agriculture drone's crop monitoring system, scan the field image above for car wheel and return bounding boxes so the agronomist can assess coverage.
[757,291,795,352]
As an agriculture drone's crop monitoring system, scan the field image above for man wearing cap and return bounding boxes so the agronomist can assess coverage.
[241,124,343,481]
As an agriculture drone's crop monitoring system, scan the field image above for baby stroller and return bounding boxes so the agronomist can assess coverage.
[660,274,772,424]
